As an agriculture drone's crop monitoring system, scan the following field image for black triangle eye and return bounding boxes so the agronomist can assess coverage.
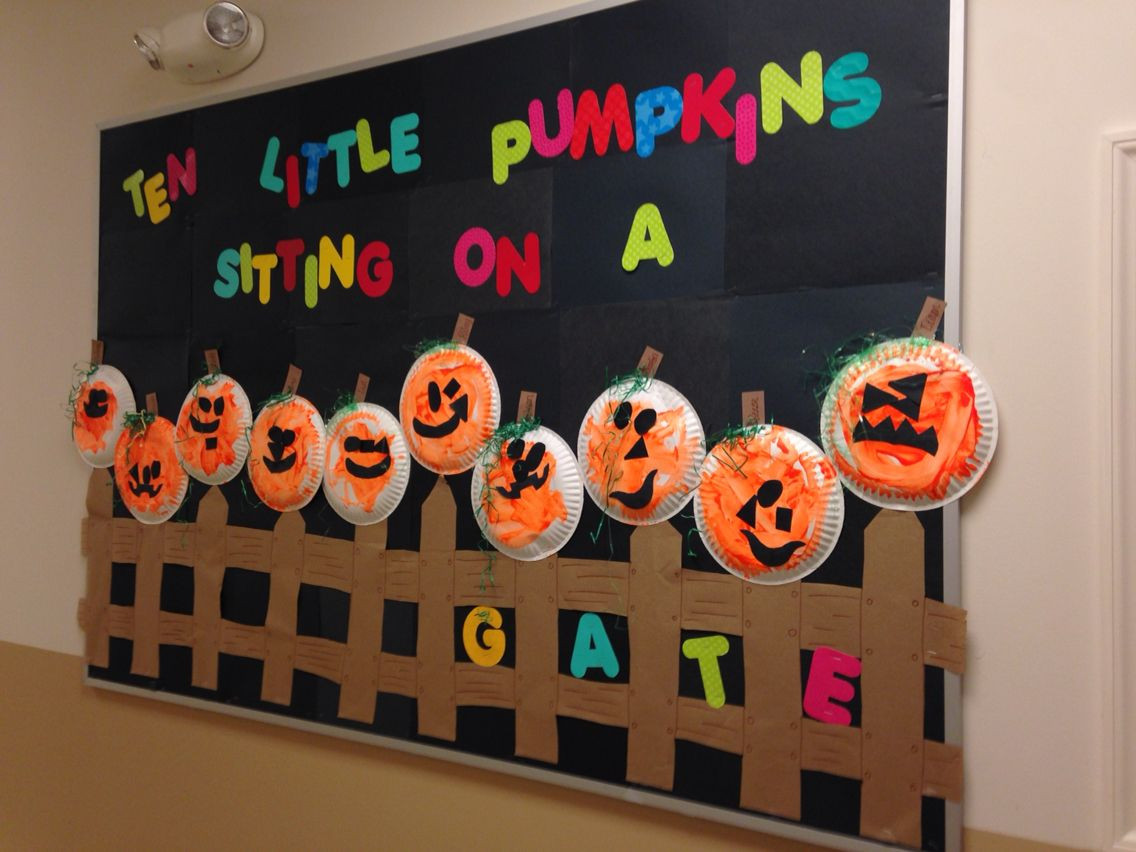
[613,401,632,430]
[376,437,389,454]
[735,494,758,527]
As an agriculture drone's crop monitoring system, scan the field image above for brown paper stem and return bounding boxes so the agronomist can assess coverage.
[282,365,302,395]
[90,340,104,365]
[452,313,474,345]
[354,373,371,404]
[517,391,537,421]
[637,346,663,378]
[145,393,158,415]
[204,349,221,373]
[741,391,766,426]
[913,297,947,338]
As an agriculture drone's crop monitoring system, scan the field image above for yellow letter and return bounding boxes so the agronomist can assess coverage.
[622,202,674,271]
[318,234,355,289]
[463,606,505,668]
[760,50,824,134]
[143,172,171,224]
[490,120,531,185]
[122,169,145,217]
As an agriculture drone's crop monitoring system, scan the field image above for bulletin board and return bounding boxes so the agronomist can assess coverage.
[81,1,965,849]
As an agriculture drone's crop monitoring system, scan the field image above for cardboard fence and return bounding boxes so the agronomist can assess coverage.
[79,467,964,847]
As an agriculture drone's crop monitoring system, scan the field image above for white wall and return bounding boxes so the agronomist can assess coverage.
[2,1,1130,847]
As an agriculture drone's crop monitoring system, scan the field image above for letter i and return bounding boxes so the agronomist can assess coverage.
[735,94,757,165]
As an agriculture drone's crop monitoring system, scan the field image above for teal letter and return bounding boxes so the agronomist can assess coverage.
[570,613,619,678]
[214,248,241,298]
[391,112,422,174]
[326,129,358,188]
[823,52,882,130]
[259,136,284,193]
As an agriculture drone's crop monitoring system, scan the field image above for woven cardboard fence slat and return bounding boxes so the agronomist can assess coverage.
[80,470,965,845]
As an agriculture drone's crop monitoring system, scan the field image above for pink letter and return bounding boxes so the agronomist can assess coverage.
[734,93,757,165]
[495,233,540,297]
[166,148,197,201]
[529,89,574,158]
[803,646,861,726]
[453,227,496,288]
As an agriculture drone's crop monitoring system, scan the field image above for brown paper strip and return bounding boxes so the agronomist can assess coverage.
[158,611,193,645]
[517,390,537,421]
[452,313,474,345]
[111,518,140,562]
[740,582,802,820]
[219,620,267,658]
[260,511,305,705]
[163,523,195,566]
[557,558,629,615]
[339,521,388,723]
[145,393,158,416]
[923,599,967,674]
[106,604,134,638]
[626,522,682,790]
[378,652,417,697]
[453,553,515,607]
[282,364,302,395]
[354,373,370,404]
[204,349,221,373]
[675,697,744,754]
[294,636,346,682]
[303,534,355,593]
[416,476,457,741]
[800,583,862,656]
[680,569,743,634]
[515,554,559,764]
[741,391,766,426]
[922,741,963,801]
[455,663,516,708]
[557,675,629,727]
[637,345,663,377]
[913,296,947,338]
[860,509,925,847]
[129,524,164,677]
[82,469,113,667]
[800,718,861,779]
[384,550,420,601]
[90,339,104,365]
[191,487,228,689]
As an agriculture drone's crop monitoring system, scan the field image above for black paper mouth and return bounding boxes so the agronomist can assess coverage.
[495,464,550,499]
[740,529,804,568]
[609,468,657,510]
[413,394,469,439]
[345,455,392,479]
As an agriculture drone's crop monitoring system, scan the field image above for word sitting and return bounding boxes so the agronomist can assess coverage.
[259,113,421,207]
[490,52,881,183]
[122,148,197,224]
[214,233,392,308]
[464,607,863,725]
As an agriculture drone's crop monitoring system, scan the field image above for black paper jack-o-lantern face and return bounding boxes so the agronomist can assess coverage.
[175,374,252,486]
[263,425,297,473]
[323,402,410,526]
[190,394,226,450]
[578,378,704,525]
[113,416,188,524]
[247,396,326,513]
[127,459,164,498]
[734,478,806,568]
[495,439,549,499]
[73,364,136,469]
[414,378,468,438]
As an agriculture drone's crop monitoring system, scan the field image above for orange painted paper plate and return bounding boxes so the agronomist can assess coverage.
[399,344,501,475]
[73,364,136,468]
[113,416,189,524]
[577,377,705,525]
[322,402,410,525]
[820,337,998,509]
[471,423,583,561]
[247,395,326,512]
[174,373,252,485]
[695,425,843,585]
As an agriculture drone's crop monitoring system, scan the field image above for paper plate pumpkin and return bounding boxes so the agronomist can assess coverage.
[322,402,410,525]
[399,344,501,475]
[577,377,705,525]
[174,373,252,485]
[113,416,188,524]
[247,395,326,512]
[471,424,583,561]
[695,425,844,584]
[72,364,135,468]
[820,337,998,509]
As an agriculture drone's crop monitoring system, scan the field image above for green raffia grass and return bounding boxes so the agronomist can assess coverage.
[324,390,358,423]
[122,409,156,437]
[806,330,926,410]
[411,337,460,358]
[472,416,542,592]
[256,389,294,413]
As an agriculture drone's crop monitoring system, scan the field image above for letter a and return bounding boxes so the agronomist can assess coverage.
[621,203,674,272]
[570,613,619,678]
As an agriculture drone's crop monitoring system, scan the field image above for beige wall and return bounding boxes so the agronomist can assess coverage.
[1,1,1131,848]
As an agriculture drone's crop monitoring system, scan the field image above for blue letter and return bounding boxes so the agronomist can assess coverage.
[823,52,883,130]
[634,86,683,157]
[300,142,329,194]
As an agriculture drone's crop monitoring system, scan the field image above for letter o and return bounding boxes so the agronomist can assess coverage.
[453,227,496,288]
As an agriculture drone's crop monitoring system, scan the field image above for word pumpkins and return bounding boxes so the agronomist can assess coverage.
[113,415,188,524]
[73,364,135,468]
[247,395,327,512]
[577,377,704,525]
[696,425,843,584]
[174,373,252,485]
[471,423,583,560]
[821,338,998,509]
[399,344,500,475]
[322,402,409,525]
